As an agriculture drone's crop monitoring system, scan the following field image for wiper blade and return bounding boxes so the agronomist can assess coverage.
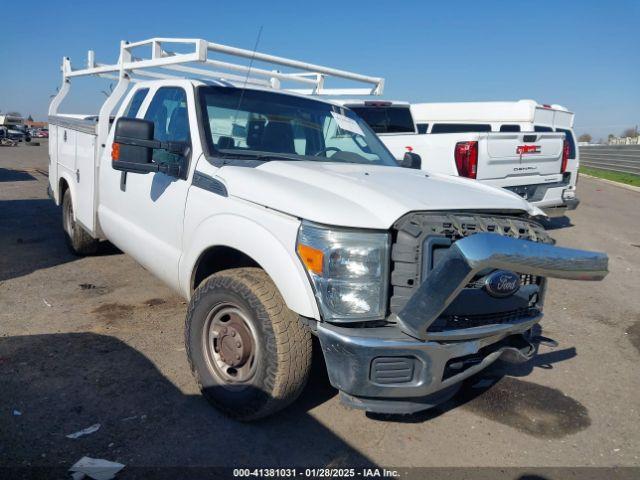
[217,149,302,162]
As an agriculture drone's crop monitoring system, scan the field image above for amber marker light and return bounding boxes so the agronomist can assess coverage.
[297,244,324,275]
[111,142,120,161]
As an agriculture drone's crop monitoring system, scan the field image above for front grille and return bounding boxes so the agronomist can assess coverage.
[428,307,540,332]
[390,212,552,332]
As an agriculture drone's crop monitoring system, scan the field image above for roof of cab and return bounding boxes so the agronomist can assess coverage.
[132,78,346,107]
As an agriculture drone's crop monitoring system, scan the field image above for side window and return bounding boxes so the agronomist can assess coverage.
[534,125,554,132]
[557,128,576,159]
[144,87,190,164]
[500,124,521,132]
[417,123,429,134]
[123,88,149,118]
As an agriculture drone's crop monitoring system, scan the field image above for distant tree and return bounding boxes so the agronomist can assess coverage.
[578,134,592,143]
[27,115,33,122]
[622,127,638,138]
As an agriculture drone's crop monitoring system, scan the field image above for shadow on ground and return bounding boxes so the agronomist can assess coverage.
[0,198,75,281]
[0,333,373,474]
[0,198,120,282]
[368,335,590,439]
[0,167,36,182]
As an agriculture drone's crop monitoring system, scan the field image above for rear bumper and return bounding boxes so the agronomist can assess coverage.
[502,181,580,215]
[540,197,580,217]
[318,233,608,414]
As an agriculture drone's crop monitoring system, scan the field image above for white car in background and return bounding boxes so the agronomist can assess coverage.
[340,99,579,217]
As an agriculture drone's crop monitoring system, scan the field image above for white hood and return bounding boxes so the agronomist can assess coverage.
[219,161,543,229]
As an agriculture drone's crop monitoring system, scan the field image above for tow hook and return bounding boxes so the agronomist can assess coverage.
[532,335,559,348]
[500,333,559,364]
[500,335,537,364]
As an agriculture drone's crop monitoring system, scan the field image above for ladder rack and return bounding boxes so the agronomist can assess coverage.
[53,37,384,96]
[49,37,384,156]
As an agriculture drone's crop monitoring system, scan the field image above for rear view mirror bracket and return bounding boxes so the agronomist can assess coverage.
[400,151,422,169]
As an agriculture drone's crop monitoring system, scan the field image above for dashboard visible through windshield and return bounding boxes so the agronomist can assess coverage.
[197,86,398,167]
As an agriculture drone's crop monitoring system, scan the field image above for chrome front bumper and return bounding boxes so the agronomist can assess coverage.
[318,233,608,414]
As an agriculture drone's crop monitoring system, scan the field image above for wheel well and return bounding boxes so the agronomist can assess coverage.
[59,177,69,203]
[191,246,260,292]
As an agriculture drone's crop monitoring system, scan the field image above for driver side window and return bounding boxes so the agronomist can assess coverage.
[144,87,190,165]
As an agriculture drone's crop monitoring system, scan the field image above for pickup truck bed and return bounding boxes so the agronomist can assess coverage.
[340,101,578,216]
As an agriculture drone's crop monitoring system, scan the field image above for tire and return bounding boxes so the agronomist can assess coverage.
[62,189,99,255]
[186,267,312,421]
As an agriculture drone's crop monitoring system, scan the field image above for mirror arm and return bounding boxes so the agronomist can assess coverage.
[115,136,190,157]
[161,141,190,156]
[115,135,161,150]
[113,159,186,178]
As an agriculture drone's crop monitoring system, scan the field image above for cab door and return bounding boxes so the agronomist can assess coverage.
[98,85,195,289]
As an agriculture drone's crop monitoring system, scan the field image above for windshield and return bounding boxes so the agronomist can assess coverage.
[198,86,398,166]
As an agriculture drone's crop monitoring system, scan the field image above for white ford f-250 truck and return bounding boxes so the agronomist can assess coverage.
[48,38,607,420]
[337,100,579,217]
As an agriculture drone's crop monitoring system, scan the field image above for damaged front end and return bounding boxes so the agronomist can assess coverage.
[317,212,608,414]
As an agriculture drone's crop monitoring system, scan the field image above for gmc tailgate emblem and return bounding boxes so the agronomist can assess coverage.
[516,145,541,154]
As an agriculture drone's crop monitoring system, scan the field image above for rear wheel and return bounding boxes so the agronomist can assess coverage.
[62,189,99,255]
[185,268,312,421]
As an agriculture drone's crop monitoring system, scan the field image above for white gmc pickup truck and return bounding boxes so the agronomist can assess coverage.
[337,100,579,217]
[48,38,607,420]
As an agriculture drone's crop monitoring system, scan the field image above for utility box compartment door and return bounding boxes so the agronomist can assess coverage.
[58,128,76,171]
[74,132,97,234]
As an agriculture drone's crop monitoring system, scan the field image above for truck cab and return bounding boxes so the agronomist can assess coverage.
[47,38,607,419]
[341,100,579,217]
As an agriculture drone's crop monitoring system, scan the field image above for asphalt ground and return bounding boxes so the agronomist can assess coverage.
[1,142,638,478]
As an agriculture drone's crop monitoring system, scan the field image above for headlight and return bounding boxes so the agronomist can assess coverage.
[296,221,390,321]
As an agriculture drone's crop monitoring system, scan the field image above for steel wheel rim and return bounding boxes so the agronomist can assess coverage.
[202,302,259,389]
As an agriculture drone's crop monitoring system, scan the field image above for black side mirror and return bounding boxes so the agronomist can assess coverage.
[112,117,189,177]
[400,151,422,169]
[113,118,154,172]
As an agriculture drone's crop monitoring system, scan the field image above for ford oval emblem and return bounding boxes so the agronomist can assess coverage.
[484,270,521,298]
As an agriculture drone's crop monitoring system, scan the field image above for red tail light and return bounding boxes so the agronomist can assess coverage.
[454,141,478,179]
[561,139,569,173]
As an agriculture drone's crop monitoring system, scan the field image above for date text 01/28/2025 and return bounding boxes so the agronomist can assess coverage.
[233,468,400,478]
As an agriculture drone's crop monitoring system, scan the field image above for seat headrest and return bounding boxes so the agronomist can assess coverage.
[217,136,235,150]
[261,121,295,153]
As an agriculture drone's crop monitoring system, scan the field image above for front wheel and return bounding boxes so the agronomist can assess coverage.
[185,268,312,421]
